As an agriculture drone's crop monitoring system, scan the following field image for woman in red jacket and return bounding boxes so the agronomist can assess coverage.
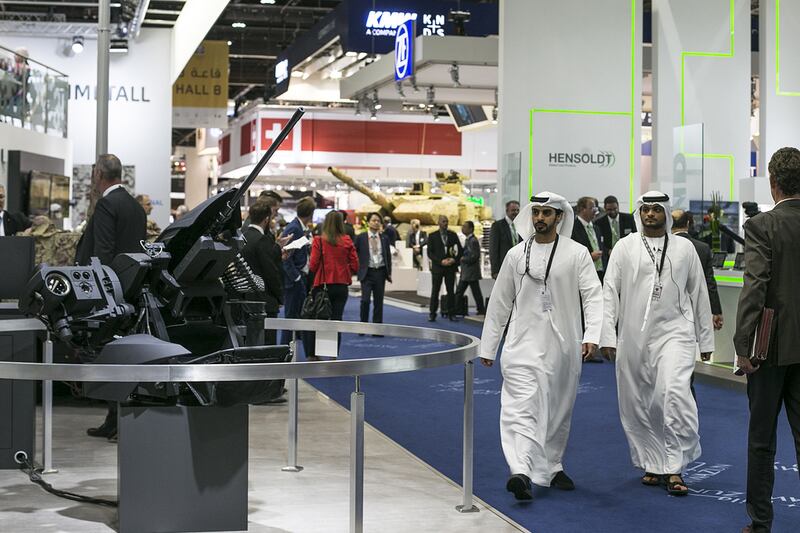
[307,210,359,357]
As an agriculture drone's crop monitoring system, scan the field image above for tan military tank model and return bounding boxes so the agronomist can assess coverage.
[327,167,492,236]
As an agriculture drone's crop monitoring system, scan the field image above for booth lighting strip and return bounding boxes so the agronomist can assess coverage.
[776,0,800,96]
[680,0,736,199]
[528,0,637,209]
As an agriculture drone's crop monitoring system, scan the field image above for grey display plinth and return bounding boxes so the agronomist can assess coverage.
[118,404,249,533]
[0,328,38,469]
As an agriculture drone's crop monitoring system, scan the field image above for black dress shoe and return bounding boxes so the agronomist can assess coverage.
[87,422,116,439]
[371,334,384,338]
[506,474,533,501]
[550,470,575,491]
[428,315,436,322]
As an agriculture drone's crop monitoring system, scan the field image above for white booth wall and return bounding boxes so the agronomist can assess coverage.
[498,0,642,213]
[1,29,173,228]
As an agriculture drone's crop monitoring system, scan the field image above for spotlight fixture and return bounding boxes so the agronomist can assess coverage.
[370,109,377,120]
[395,80,406,98]
[449,62,461,87]
[260,0,276,3]
[329,70,342,79]
[109,38,129,54]
[71,36,84,54]
[355,97,362,116]
[232,22,246,28]
[310,181,317,188]
[426,86,435,108]
[371,90,382,110]
[433,112,440,122]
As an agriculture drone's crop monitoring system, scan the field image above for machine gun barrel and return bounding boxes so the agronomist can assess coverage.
[210,107,305,235]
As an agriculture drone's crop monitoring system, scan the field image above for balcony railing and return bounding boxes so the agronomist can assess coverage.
[0,44,69,138]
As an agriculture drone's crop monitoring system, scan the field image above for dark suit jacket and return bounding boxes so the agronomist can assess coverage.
[383,223,400,244]
[460,234,482,282]
[734,199,800,365]
[1,210,31,236]
[427,229,462,274]
[75,187,146,266]
[571,217,605,270]
[675,231,722,315]
[489,218,519,276]
[242,226,284,313]
[344,222,356,241]
[281,218,309,288]
[354,231,392,282]
[596,212,636,262]
[406,230,428,249]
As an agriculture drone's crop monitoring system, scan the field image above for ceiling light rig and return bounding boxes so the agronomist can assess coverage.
[395,80,405,98]
[426,86,436,109]
[449,62,461,87]
[370,109,378,120]
[232,22,246,29]
[372,89,382,110]
[71,35,84,54]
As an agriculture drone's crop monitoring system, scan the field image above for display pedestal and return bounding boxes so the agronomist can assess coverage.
[118,404,249,533]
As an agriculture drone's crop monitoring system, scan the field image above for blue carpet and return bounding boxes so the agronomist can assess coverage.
[306,298,800,533]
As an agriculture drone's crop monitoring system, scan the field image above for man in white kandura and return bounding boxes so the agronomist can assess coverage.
[600,191,714,497]
[480,192,603,501]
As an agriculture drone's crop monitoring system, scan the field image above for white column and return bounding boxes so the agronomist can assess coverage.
[499,0,642,212]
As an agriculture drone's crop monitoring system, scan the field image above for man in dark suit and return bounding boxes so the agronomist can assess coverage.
[454,221,485,316]
[489,200,520,278]
[382,216,399,245]
[242,201,284,346]
[355,212,392,329]
[406,218,427,270]
[595,194,636,264]
[671,209,723,331]
[339,210,356,241]
[427,215,462,321]
[0,185,31,236]
[735,147,800,533]
[78,154,146,441]
[280,196,315,351]
[571,196,604,282]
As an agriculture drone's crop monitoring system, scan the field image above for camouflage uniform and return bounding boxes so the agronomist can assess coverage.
[22,216,81,267]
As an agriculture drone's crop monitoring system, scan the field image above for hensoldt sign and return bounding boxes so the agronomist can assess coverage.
[394,19,415,81]
[548,151,616,168]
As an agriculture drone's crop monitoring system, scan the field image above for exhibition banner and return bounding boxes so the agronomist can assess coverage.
[758,0,800,174]
[173,40,229,129]
[499,0,642,211]
[653,0,750,202]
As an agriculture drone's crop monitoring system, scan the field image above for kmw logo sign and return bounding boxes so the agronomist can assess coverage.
[365,10,446,37]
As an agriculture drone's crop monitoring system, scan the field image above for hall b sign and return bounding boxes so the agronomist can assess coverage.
[394,19,415,81]
[548,151,616,168]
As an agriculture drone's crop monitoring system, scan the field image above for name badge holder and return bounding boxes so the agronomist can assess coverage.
[524,235,559,313]
[641,234,668,302]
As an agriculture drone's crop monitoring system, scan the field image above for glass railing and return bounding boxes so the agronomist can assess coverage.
[0,44,69,138]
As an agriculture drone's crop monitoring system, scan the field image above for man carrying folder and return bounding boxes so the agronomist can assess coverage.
[735,147,800,533]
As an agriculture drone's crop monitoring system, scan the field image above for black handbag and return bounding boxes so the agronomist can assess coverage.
[301,237,332,320]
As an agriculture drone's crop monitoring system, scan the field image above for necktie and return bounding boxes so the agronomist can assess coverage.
[510,221,517,245]
[611,217,619,247]
[586,223,602,270]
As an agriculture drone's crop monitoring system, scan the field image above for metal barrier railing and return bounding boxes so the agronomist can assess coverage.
[0,318,481,533]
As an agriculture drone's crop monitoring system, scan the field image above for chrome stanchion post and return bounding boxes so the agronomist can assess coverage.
[41,332,57,474]
[350,376,365,533]
[281,331,303,473]
[456,360,477,513]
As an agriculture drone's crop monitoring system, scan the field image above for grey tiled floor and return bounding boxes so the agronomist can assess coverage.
[0,382,525,533]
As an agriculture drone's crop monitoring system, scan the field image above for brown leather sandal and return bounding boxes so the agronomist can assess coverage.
[641,472,661,486]
[665,474,688,496]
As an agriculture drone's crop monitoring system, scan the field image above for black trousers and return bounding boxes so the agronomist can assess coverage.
[305,284,349,358]
[455,279,485,315]
[360,267,386,323]
[746,363,800,532]
[430,269,456,317]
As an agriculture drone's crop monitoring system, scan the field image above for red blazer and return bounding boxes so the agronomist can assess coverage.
[309,235,359,287]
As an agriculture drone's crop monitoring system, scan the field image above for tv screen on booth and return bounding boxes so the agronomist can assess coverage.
[446,104,489,132]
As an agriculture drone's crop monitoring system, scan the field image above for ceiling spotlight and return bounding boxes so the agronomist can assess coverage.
[260,0,276,3]
[232,22,246,28]
[310,181,317,188]
[300,186,307,192]
[395,80,406,98]
[226,40,232,46]
[357,52,367,60]
[370,109,377,120]
[433,112,440,122]
[305,164,312,171]
[418,102,426,109]
[71,36,84,54]
[291,70,303,77]
[449,62,461,87]
[278,162,287,171]
[345,51,358,57]
[329,70,342,79]
[355,98,362,116]
[426,85,435,108]
[289,185,296,191]
[276,185,283,191]
[371,89,382,110]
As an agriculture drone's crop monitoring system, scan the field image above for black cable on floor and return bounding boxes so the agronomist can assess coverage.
[14,451,118,508]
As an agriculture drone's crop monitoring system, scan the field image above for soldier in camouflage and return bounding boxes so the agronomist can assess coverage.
[21,215,81,267]
[135,194,162,241]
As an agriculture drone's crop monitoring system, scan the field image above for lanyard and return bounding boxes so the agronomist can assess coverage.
[524,234,559,286]
[641,233,668,278]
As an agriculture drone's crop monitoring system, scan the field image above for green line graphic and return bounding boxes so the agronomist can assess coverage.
[679,0,736,199]
[714,275,743,284]
[776,0,800,96]
[529,0,637,208]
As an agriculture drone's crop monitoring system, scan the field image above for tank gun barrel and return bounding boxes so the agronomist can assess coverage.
[327,167,392,212]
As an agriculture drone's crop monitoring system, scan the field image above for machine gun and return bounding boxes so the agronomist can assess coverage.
[19,107,306,406]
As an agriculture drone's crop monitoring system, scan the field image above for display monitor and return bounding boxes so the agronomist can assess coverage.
[0,236,34,300]
[712,252,727,269]
[445,104,490,132]
[27,171,70,218]
[734,252,745,270]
